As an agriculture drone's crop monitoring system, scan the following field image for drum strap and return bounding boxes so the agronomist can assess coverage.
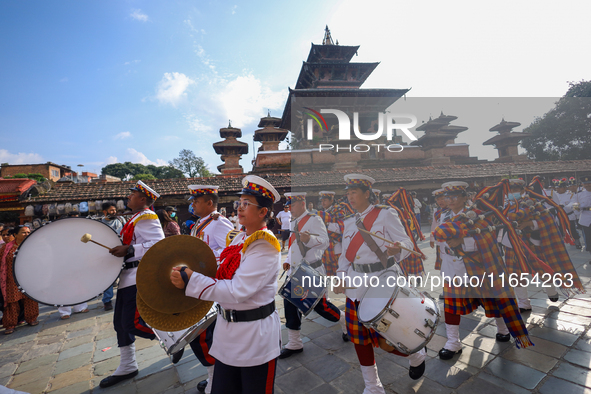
[217,301,275,323]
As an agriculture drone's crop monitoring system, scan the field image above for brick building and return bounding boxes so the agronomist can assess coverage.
[0,162,73,182]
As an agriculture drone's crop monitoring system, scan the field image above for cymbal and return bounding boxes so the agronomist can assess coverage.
[137,235,217,314]
[136,291,214,331]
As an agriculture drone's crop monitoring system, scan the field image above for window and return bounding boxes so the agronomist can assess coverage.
[51,169,59,178]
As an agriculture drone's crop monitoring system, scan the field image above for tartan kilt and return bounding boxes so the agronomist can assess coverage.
[322,249,339,277]
[400,254,425,276]
[443,284,480,316]
[344,298,380,347]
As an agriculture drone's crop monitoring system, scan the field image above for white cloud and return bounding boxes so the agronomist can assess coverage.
[162,135,180,141]
[124,60,141,66]
[114,131,132,140]
[155,72,195,106]
[231,5,237,14]
[0,149,44,164]
[130,9,149,22]
[105,156,118,165]
[60,77,68,83]
[216,74,284,128]
[126,148,167,166]
[185,114,214,135]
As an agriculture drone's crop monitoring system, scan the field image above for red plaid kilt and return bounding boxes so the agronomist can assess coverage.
[345,298,380,347]
[400,254,425,276]
[435,247,442,270]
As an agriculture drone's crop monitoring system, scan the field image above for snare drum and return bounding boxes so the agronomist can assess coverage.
[279,262,326,316]
[152,304,217,355]
[13,217,123,306]
[357,269,439,355]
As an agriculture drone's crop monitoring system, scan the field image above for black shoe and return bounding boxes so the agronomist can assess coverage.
[519,307,532,313]
[197,379,208,393]
[99,370,138,388]
[171,347,184,364]
[342,333,350,342]
[104,301,113,311]
[496,333,511,342]
[439,293,444,300]
[409,361,425,380]
[549,294,559,302]
[278,347,303,359]
[438,348,462,360]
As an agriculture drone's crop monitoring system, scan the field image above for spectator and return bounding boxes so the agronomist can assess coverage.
[228,211,238,230]
[100,201,126,311]
[0,226,38,334]
[276,205,291,251]
[158,208,181,237]
[0,223,4,245]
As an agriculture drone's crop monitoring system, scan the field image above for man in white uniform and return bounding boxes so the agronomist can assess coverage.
[578,176,591,261]
[100,181,165,388]
[276,205,291,251]
[279,192,348,359]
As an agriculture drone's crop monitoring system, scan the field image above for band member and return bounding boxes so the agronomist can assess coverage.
[317,191,343,276]
[171,175,281,394]
[434,181,533,362]
[100,181,165,388]
[279,192,348,359]
[577,177,591,261]
[173,185,234,394]
[430,188,447,299]
[554,178,583,249]
[334,174,425,393]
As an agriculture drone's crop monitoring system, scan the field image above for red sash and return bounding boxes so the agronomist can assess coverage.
[288,214,312,249]
[120,209,148,245]
[345,207,381,262]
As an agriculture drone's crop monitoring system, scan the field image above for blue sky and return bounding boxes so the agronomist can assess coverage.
[1,0,590,175]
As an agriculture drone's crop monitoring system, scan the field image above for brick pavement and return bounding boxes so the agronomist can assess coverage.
[1,229,591,393]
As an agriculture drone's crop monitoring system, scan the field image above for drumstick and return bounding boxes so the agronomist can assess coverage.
[292,230,320,237]
[80,233,111,250]
[357,229,423,257]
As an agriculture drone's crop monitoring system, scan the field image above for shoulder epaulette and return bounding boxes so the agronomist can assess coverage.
[375,204,391,210]
[226,230,241,247]
[242,230,281,253]
[307,211,318,217]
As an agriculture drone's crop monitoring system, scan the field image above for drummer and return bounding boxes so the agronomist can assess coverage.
[333,174,425,393]
[279,192,348,360]
[100,180,165,389]
[171,175,281,394]
[178,185,234,394]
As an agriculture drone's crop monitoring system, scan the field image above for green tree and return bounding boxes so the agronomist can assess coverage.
[132,173,157,181]
[522,80,591,161]
[102,162,185,180]
[169,149,212,178]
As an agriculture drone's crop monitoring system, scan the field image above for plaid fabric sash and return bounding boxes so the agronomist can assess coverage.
[317,210,342,276]
[193,215,215,239]
[530,210,584,294]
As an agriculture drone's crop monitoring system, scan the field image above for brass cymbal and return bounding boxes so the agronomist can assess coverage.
[137,235,217,314]
[136,291,214,331]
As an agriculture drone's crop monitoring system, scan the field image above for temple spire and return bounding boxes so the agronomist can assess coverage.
[322,25,334,45]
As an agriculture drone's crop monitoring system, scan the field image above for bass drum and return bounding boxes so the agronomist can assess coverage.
[13,217,123,306]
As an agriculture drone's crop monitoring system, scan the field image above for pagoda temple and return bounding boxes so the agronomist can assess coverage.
[411,112,479,166]
[213,122,248,175]
[484,119,531,162]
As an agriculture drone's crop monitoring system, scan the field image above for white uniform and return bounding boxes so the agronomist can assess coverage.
[436,208,478,284]
[286,210,329,275]
[185,230,281,367]
[119,210,165,289]
[337,205,412,301]
[190,212,234,262]
[555,191,577,221]
[578,190,591,227]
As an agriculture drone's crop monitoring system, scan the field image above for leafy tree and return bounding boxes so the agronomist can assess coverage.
[133,173,157,181]
[102,162,185,180]
[522,80,591,161]
[169,149,212,178]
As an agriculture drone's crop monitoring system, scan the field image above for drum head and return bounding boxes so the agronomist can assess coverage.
[14,217,123,306]
[357,271,398,323]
